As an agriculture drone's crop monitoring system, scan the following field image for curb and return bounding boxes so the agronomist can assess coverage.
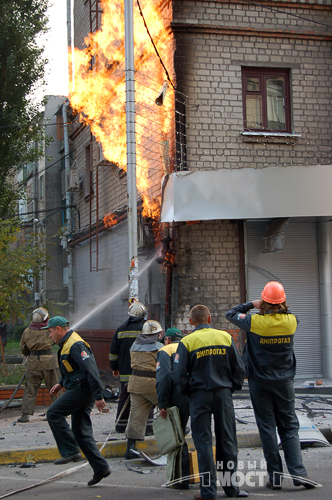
[1,427,331,466]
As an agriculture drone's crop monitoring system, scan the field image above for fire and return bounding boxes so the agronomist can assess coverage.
[104,213,118,229]
[69,0,174,227]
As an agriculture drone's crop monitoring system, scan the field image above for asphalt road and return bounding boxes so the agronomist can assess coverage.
[0,445,331,500]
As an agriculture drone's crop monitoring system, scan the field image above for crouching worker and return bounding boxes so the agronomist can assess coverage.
[43,316,111,486]
[125,320,163,459]
[156,327,190,489]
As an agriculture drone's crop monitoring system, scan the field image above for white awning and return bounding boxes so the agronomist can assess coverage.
[160,165,332,222]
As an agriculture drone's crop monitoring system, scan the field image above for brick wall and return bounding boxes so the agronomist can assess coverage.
[173,220,241,343]
[172,0,332,171]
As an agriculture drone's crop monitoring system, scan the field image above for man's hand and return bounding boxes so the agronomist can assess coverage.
[112,370,119,378]
[159,408,167,419]
[50,383,62,396]
[252,299,263,309]
[95,399,106,411]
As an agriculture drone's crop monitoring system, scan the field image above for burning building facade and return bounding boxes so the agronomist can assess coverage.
[63,0,332,378]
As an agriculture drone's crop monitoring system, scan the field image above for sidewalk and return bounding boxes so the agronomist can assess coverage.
[0,381,332,465]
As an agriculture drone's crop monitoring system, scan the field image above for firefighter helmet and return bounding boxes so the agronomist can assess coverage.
[31,308,49,323]
[128,301,147,318]
[142,320,163,335]
[261,281,286,304]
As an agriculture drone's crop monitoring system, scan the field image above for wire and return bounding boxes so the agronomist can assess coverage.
[246,263,281,282]
[136,0,175,88]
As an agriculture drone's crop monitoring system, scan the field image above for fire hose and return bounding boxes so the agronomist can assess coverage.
[0,387,124,498]
[0,412,114,499]
[0,370,27,413]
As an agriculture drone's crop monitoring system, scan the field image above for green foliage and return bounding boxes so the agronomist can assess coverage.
[41,300,69,319]
[3,340,21,353]
[0,363,26,386]
[0,0,49,217]
[0,218,48,320]
[12,325,29,342]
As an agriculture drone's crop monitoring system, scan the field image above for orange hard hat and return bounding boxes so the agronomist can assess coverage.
[261,281,286,304]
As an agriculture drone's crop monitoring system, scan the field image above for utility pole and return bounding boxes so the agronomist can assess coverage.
[124,0,139,302]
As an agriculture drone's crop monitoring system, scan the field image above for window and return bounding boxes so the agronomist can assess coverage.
[242,68,291,133]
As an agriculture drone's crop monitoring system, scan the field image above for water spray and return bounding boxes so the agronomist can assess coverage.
[71,254,157,330]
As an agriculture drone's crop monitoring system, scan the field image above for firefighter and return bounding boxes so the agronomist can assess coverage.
[45,316,111,486]
[125,320,163,459]
[109,301,154,435]
[225,282,316,490]
[17,308,60,423]
[156,327,190,489]
[173,305,247,499]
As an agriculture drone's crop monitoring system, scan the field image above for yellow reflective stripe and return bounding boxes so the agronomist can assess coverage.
[120,374,130,382]
[62,359,74,372]
[158,343,178,356]
[61,331,90,355]
[118,330,140,339]
[251,314,297,337]
[181,328,232,352]
[109,353,118,361]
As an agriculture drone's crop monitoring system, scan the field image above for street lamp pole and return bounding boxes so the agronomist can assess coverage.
[124,0,139,302]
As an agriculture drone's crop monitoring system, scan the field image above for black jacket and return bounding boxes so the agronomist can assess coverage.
[109,316,145,382]
[58,329,103,400]
[225,302,298,381]
[172,324,245,395]
[156,341,180,409]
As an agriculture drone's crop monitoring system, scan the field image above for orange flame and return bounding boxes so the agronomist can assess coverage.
[69,0,173,226]
[104,213,118,228]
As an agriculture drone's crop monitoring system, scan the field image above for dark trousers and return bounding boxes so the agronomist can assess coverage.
[172,390,190,486]
[190,388,239,498]
[249,377,307,486]
[47,385,109,474]
[116,381,154,433]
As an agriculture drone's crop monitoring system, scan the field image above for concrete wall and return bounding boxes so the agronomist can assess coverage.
[72,219,166,330]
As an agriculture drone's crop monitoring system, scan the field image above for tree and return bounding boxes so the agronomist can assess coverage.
[0,218,48,320]
[0,0,49,217]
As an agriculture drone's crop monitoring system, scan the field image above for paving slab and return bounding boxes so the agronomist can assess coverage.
[0,382,331,465]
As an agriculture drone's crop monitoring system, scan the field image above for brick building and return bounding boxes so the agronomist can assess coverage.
[64,0,332,378]
[161,0,332,378]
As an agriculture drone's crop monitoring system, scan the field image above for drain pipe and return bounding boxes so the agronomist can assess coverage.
[62,100,74,312]
[317,217,332,378]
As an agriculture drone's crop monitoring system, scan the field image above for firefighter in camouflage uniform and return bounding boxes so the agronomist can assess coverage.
[17,308,60,423]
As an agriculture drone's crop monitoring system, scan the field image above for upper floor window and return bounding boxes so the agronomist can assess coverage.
[242,67,291,133]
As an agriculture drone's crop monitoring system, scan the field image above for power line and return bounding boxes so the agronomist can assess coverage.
[136,0,175,88]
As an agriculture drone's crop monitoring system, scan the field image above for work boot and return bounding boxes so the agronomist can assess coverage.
[54,453,83,464]
[293,476,317,489]
[17,414,29,423]
[125,439,140,459]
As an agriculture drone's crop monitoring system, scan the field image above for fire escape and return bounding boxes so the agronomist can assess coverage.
[88,0,108,272]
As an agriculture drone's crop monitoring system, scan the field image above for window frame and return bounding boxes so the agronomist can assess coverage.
[242,67,291,134]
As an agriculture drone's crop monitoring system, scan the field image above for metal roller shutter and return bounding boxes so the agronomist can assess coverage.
[246,219,322,378]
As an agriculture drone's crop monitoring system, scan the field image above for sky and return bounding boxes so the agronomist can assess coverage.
[42,0,69,97]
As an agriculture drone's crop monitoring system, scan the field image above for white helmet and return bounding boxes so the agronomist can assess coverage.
[142,320,163,335]
[32,308,49,323]
[128,301,147,318]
